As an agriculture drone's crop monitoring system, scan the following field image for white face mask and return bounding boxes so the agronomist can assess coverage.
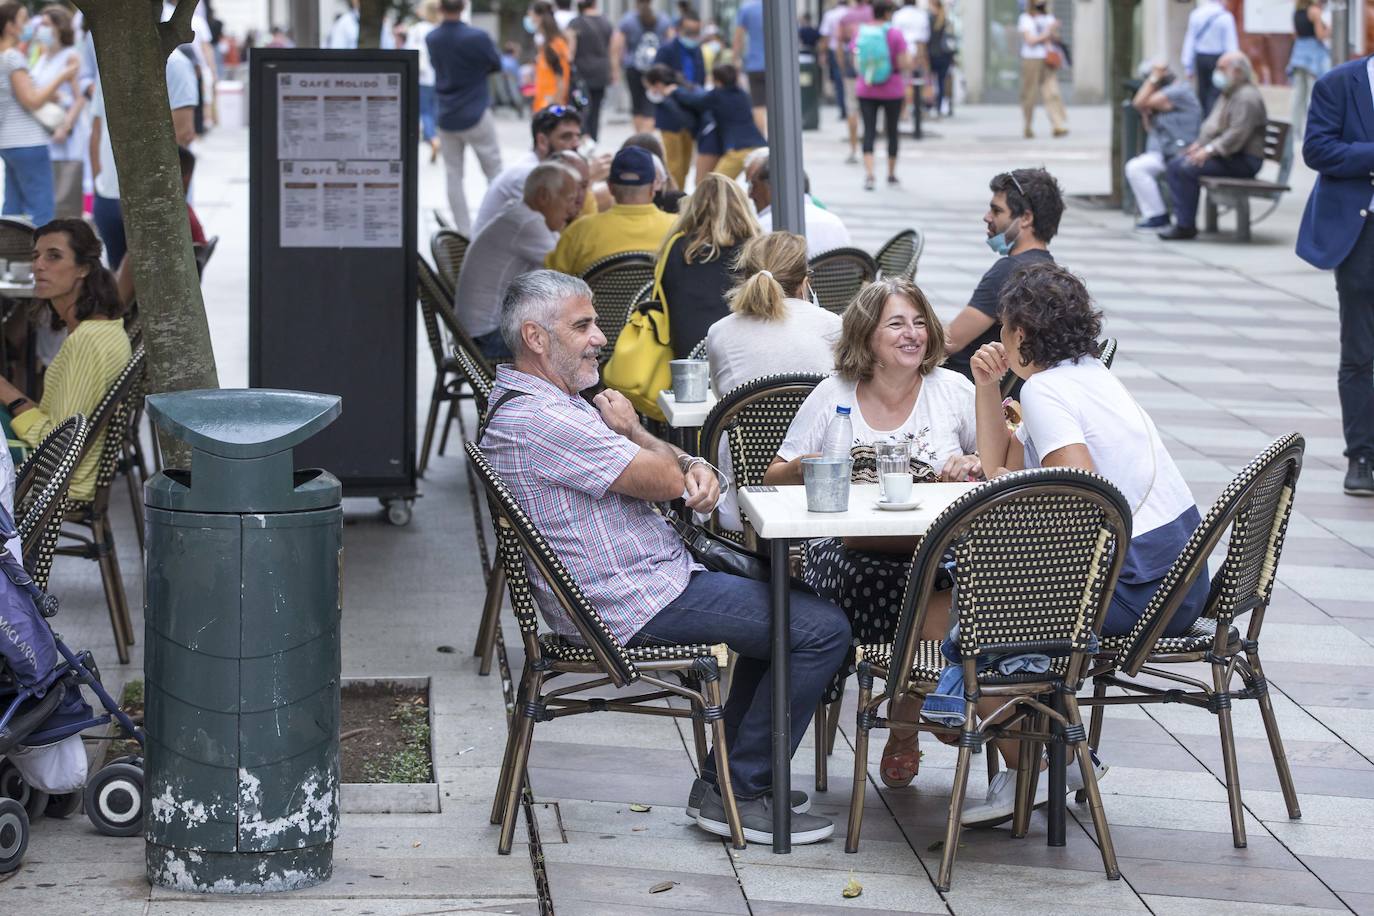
[645,88,666,104]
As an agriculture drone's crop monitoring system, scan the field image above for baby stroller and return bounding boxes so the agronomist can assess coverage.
[0,504,143,873]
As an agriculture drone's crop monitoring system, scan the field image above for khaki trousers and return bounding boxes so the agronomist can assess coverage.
[661,129,694,190]
[712,147,755,181]
[1019,58,1067,133]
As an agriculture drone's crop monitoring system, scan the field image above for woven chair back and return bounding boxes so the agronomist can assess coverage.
[581,252,655,353]
[464,441,638,686]
[451,343,495,423]
[15,414,89,586]
[0,217,33,262]
[700,373,825,546]
[808,247,877,315]
[888,468,1132,693]
[82,347,146,508]
[875,229,922,280]
[431,229,471,296]
[1120,433,1304,675]
[686,338,707,360]
[1098,338,1118,369]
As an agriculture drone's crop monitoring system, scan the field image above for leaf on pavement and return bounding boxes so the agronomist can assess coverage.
[629,803,652,812]
[649,881,679,894]
[842,873,863,899]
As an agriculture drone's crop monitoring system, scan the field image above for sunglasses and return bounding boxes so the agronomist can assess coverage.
[1008,172,1026,198]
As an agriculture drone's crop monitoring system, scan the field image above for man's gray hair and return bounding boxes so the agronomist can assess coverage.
[744,147,770,177]
[500,270,593,355]
[1222,50,1254,83]
[524,162,578,205]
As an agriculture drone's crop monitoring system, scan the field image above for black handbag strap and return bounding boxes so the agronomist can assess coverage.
[477,388,529,444]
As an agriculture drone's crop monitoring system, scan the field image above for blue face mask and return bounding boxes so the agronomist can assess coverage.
[523,15,537,34]
[986,229,1013,257]
[679,36,699,49]
[1211,69,1230,92]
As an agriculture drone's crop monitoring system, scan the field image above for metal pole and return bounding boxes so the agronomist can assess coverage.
[1330,0,1349,66]
[764,0,807,236]
[769,537,792,854]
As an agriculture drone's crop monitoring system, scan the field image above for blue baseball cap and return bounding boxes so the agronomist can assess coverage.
[609,146,655,186]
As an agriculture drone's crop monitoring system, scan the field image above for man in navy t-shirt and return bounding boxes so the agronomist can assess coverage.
[426,0,503,235]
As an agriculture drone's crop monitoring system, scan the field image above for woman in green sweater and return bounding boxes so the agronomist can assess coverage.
[0,218,130,502]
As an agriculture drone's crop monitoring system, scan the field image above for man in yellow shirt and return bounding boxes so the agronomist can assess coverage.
[545,146,676,276]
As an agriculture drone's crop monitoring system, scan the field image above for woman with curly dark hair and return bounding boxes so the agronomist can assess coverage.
[971,261,1207,640]
[956,260,1208,826]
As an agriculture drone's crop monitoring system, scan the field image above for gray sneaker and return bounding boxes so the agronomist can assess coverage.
[695,786,834,845]
[685,777,809,819]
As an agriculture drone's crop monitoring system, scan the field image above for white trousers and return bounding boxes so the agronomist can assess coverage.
[1125,150,1168,220]
[438,111,503,236]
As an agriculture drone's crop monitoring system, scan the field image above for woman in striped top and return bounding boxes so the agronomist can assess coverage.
[0,218,130,503]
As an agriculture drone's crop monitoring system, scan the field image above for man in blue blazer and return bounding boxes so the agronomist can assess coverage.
[1297,55,1374,496]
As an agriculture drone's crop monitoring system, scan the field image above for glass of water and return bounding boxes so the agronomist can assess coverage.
[874,440,911,501]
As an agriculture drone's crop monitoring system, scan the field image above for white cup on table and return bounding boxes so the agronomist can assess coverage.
[882,472,913,504]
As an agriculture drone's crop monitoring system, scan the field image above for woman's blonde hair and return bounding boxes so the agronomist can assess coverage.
[726,231,809,323]
[834,278,945,382]
[660,172,759,265]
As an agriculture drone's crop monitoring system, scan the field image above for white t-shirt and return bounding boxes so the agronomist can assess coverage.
[407,20,437,85]
[1018,13,1056,60]
[1014,358,1197,539]
[555,8,577,29]
[893,5,931,47]
[473,150,540,236]
[779,368,978,470]
[758,198,852,258]
[92,52,199,200]
[820,3,851,39]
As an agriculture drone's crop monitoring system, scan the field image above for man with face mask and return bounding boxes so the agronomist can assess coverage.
[481,270,850,847]
[1158,51,1266,241]
[943,168,1064,380]
[648,13,705,189]
[1126,61,1203,229]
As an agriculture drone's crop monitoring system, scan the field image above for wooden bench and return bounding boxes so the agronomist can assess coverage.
[1201,119,1292,242]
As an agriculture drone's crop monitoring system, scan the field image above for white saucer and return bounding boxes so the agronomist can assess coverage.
[875,498,921,511]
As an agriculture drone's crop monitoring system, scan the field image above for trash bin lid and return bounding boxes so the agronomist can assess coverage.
[147,389,341,459]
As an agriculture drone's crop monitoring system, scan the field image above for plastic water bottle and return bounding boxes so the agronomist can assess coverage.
[820,406,854,462]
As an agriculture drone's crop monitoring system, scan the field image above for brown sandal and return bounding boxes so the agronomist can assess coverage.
[880,738,921,788]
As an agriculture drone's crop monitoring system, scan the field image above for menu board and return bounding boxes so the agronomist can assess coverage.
[276,72,403,247]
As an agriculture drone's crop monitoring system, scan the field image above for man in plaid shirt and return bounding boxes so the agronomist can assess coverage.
[481,270,850,846]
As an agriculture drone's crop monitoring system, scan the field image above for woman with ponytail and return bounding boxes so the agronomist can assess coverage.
[705,231,842,534]
[656,172,757,358]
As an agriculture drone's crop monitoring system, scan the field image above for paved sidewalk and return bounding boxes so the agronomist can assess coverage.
[6,99,1373,915]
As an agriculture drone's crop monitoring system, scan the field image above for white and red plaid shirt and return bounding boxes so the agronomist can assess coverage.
[481,366,696,644]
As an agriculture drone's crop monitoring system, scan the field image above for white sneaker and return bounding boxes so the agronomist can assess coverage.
[960,770,1050,827]
[1065,752,1109,795]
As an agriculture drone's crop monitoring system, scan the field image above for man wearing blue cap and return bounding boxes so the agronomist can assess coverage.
[545,146,676,276]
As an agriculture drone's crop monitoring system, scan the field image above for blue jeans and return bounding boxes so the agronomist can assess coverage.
[1165,152,1261,229]
[419,84,437,142]
[826,49,847,118]
[630,571,850,799]
[0,145,54,227]
[92,194,126,270]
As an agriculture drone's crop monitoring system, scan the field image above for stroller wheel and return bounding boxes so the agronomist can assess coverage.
[0,797,28,873]
[45,791,83,819]
[0,760,49,820]
[84,762,143,837]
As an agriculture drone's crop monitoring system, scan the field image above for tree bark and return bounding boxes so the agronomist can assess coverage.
[358,0,387,48]
[1106,0,1138,207]
[76,0,219,462]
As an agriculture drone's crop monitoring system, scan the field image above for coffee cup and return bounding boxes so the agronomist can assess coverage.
[882,472,913,504]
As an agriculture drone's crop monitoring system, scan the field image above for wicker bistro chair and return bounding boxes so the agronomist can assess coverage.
[808,247,877,316]
[580,252,655,356]
[874,228,924,281]
[55,346,146,665]
[417,256,494,475]
[431,228,471,297]
[464,442,746,854]
[0,216,34,261]
[1080,433,1306,849]
[686,338,707,360]
[845,468,1132,891]
[1097,337,1118,369]
[15,415,89,591]
[451,345,506,678]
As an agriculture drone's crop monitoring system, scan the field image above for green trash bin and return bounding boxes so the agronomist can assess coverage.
[141,388,343,894]
[800,51,820,131]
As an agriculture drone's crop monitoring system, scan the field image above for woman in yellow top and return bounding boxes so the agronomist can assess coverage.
[528,2,570,111]
[0,218,131,503]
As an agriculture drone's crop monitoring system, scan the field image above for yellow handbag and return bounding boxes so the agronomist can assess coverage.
[601,233,681,421]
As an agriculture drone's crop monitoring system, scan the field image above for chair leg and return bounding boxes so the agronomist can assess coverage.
[1235,195,1252,242]
[1212,661,1247,848]
[986,742,1000,782]
[703,672,745,849]
[123,454,145,553]
[814,700,828,793]
[475,566,506,677]
[437,398,458,457]
[490,676,525,825]
[1078,678,1108,804]
[1248,650,1301,819]
[1011,719,1037,839]
[1204,195,1219,233]
[418,378,443,477]
[936,735,975,892]
[92,518,130,664]
[844,670,875,854]
[1066,697,1120,880]
[497,709,537,854]
[826,681,845,755]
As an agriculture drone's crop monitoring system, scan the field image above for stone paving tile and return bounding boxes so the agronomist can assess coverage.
[1119,857,1346,908]
[732,863,948,913]
[936,861,1150,915]
[543,861,751,913]
[1142,895,1351,916]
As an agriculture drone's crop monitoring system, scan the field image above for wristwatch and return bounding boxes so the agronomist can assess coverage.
[6,397,27,413]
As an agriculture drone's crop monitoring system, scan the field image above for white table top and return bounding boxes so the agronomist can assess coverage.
[657,390,718,428]
[737,482,983,539]
[0,281,35,298]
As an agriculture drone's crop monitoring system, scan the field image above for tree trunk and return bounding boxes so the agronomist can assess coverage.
[76,0,219,462]
[358,0,387,48]
[1107,0,1138,207]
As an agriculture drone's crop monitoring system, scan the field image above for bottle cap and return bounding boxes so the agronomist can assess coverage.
[836,406,851,415]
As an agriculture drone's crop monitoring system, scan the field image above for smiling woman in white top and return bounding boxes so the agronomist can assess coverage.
[763,276,979,792]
